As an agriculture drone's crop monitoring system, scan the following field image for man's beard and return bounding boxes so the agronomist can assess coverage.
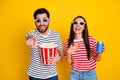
[37,25,49,33]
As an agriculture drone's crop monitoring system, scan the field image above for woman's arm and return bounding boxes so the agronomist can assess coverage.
[95,53,102,61]
[66,44,78,64]
[66,50,72,64]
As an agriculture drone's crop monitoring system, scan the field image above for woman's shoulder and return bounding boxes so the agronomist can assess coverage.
[64,39,69,45]
[65,39,69,42]
[89,36,96,42]
[88,36,93,38]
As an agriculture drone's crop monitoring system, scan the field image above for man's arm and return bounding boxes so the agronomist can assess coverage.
[50,49,64,65]
[56,49,64,62]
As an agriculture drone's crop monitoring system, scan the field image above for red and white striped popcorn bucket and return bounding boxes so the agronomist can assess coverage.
[39,43,58,65]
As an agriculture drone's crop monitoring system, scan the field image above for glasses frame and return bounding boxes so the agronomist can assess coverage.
[34,18,49,23]
[72,21,86,26]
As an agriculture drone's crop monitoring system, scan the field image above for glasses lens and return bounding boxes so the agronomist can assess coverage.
[36,20,41,23]
[73,21,85,26]
[73,21,78,25]
[43,19,48,22]
[80,22,85,25]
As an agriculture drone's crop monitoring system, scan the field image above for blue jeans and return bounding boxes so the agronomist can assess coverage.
[29,76,58,80]
[70,69,97,80]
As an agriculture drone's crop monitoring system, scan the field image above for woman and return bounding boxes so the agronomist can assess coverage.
[64,16,103,80]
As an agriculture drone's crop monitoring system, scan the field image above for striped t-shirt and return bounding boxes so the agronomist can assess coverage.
[25,29,62,79]
[64,36,97,71]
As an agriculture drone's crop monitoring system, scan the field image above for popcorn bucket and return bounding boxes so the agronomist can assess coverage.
[39,43,58,65]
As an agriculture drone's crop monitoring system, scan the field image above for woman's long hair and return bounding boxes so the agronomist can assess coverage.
[68,16,91,59]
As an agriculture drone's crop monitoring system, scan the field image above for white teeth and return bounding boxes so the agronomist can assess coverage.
[40,26,45,27]
[75,28,80,30]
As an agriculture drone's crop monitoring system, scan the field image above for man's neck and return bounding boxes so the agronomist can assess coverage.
[38,28,50,38]
[41,28,50,36]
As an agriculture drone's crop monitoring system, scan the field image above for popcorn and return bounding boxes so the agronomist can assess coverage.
[39,43,58,65]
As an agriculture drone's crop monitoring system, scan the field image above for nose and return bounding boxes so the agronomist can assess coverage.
[40,21,44,25]
[75,24,81,27]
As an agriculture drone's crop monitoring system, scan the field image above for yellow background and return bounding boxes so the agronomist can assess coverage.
[0,0,120,80]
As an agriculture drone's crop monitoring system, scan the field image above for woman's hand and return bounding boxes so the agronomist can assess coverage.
[67,44,79,54]
[66,44,79,64]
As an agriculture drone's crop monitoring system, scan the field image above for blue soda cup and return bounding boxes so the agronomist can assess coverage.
[96,41,104,52]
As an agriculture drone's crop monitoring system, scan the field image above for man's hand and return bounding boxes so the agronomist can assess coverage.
[48,54,61,65]
[26,35,38,48]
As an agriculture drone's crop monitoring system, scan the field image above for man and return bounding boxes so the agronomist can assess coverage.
[25,8,64,80]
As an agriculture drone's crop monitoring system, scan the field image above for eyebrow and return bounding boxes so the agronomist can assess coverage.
[36,17,48,19]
